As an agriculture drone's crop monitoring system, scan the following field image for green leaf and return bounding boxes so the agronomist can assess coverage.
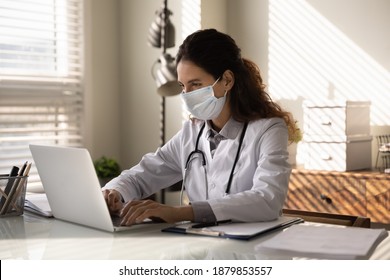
[93,156,121,178]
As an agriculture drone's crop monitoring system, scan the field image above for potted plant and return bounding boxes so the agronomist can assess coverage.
[94,156,121,187]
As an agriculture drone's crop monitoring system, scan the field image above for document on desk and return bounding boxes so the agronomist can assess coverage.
[256,224,389,259]
[162,216,303,240]
[24,193,53,218]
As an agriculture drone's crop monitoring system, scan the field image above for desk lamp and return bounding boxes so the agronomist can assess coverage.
[148,0,181,143]
[148,0,181,202]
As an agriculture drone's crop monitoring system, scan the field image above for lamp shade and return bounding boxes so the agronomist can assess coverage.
[147,7,175,49]
[152,53,181,97]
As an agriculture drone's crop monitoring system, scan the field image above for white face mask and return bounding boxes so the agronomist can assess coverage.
[180,78,227,120]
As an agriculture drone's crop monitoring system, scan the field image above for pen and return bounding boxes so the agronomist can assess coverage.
[10,162,32,212]
[0,166,20,210]
[0,162,28,215]
[186,228,223,237]
[191,219,232,229]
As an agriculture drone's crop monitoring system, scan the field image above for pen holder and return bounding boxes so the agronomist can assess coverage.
[0,176,28,217]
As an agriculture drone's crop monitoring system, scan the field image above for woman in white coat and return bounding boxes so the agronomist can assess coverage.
[103,29,299,226]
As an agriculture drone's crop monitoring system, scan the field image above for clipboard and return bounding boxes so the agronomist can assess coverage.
[162,216,304,240]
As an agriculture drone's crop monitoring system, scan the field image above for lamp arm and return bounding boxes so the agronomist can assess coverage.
[161,0,168,53]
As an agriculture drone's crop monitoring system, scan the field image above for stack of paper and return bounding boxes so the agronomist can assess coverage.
[256,224,388,259]
[24,193,53,218]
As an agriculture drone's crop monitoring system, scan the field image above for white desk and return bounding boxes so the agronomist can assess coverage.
[1,213,389,260]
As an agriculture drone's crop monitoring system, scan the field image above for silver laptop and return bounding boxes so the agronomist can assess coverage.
[29,144,148,232]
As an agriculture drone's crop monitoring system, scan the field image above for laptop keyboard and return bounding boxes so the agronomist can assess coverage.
[111,215,158,227]
[111,215,122,227]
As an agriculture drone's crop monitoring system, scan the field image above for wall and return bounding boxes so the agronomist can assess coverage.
[85,0,390,170]
[84,0,121,161]
[227,0,269,82]
[226,0,390,167]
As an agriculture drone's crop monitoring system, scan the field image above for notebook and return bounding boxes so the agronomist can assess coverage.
[29,144,149,232]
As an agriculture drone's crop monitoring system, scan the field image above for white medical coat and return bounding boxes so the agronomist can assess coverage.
[104,117,291,222]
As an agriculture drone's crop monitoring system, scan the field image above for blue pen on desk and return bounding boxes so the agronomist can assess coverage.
[191,219,232,229]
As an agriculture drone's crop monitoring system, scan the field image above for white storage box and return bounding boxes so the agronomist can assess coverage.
[304,135,372,171]
[303,100,371,137]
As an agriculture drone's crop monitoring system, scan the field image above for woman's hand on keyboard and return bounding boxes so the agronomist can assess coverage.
[102,189,123,215]
[119,199,194,226]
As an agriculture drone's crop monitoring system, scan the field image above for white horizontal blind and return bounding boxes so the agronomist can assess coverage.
[0,0,84,191]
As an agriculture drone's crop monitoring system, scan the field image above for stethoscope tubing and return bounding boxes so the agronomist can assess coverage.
[182,121,248,201]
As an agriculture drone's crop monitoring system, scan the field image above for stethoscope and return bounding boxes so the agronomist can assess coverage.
[180,121,248,205]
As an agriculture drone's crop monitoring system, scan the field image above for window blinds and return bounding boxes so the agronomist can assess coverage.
[0,0,84,191]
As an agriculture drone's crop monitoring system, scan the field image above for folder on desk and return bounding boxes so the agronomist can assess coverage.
[162,216,304,240]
